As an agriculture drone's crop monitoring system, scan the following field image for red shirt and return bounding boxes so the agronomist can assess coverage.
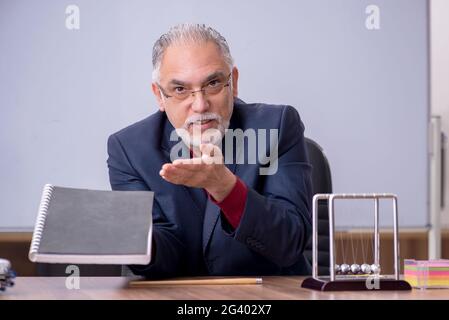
[206,177,248,229]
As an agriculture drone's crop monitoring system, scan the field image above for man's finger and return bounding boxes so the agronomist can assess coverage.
[200,143,223,157]
[160,166,194,184]
[172,163,206,172]
[200,143,215,157]
[200,144,223,164]
[172,158,202,165]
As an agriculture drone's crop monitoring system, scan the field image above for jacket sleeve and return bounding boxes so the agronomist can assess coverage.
[107,134,186,279]
[228,105,313,268]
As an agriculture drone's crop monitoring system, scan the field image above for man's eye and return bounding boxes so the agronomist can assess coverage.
[208,80,221,87]
[174,87,185,93]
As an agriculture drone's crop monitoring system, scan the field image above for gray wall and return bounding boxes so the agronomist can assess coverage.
[0,0,429,229]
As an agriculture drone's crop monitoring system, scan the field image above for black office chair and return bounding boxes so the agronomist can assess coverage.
[303,137,332,276]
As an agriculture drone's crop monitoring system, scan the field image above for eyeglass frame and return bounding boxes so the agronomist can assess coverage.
[157,72,232,101]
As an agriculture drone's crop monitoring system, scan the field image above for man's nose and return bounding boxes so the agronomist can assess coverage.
[190,90,210,113]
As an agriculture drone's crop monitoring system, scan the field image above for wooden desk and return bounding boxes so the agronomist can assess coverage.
[3,229,449,276]
[1,277,448,300]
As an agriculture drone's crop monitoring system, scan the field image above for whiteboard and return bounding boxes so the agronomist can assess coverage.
[0,0,429,230]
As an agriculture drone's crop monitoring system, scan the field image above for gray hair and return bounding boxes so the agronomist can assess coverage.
[152,23,234,82]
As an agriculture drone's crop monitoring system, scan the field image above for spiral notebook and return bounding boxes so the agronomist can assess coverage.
[29,184,154,265]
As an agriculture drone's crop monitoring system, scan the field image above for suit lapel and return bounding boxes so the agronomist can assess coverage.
[202,111,241,252]
[160,118,206,218]
[155,105,245,252]
[201,161,237,253]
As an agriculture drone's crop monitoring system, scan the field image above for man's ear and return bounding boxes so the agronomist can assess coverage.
[152,83,165,112]
[231,66,239,98]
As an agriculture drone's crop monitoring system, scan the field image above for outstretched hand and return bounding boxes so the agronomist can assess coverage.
[160,144,236,202]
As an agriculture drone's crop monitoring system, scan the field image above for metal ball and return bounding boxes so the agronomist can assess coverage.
[360,263,371,274]
[350,264,361,274]
[340,263,350,274]
[370,264,381,274]
[335,264,341,274]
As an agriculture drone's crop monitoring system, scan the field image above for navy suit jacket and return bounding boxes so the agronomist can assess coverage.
[107,99,312,278]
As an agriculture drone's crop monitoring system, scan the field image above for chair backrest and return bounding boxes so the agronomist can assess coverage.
[303,137,332,276]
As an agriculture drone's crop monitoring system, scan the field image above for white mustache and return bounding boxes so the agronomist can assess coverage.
[184,113,221,127]
[176,112,230,148]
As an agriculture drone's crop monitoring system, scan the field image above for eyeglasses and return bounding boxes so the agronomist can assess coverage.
[158,72,232,102]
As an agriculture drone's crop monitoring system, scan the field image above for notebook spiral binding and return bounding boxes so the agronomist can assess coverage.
[29,184,55,262]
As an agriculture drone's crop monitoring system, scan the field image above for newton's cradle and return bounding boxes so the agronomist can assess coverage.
[302,193,412,291]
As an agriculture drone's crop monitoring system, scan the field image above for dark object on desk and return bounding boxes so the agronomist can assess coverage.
[29,185,154,266]
[303,138,332,276]
[0,258,16,291]
[36,263,122,276]
[301,277,412,291]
